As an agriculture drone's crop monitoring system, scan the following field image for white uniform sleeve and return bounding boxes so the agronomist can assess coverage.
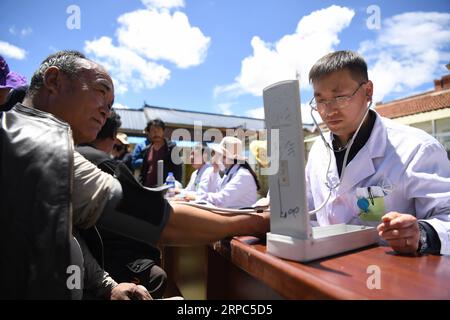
[184,170,197,191]
[197,166,220,195]
[404,142,450,255]
[198,169,257,209]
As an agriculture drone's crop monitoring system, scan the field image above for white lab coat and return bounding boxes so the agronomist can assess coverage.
[198,164,258,209]
[306,112,450,255]
[184,164,220,195]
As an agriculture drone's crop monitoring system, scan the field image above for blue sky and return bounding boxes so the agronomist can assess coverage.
[1,0,449,124]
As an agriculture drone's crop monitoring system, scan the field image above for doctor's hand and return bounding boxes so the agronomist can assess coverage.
[377,212,420,254]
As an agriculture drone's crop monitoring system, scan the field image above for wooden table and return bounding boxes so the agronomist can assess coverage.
[206,236,450,300]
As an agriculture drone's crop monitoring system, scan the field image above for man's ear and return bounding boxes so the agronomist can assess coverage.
[43,66,62,95]
[366,80,374,103]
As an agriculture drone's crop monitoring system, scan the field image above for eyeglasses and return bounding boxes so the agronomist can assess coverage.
[309,82,367,111]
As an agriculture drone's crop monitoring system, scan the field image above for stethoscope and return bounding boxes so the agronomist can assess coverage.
[308,101,373,215]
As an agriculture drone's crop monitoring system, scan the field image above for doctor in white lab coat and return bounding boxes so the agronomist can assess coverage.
[198,137,259,209]
[306,50,450,255]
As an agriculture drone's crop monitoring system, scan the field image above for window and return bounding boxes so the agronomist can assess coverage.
[435,117,450,159]
[435,117,450,134]
[410,121,433,134]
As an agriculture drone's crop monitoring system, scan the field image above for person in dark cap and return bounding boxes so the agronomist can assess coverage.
[0,55,28,111]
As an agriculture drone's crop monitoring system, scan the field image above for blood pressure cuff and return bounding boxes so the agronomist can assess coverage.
[115,163,166,225]
[97,163,171,245]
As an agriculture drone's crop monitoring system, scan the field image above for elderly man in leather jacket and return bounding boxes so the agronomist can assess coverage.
[0,50,269,299]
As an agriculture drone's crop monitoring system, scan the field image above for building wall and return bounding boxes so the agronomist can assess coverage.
[393,109,450,159]
[374,74,450,158]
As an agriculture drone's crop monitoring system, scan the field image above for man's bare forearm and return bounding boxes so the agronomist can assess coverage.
[160,203,270,246]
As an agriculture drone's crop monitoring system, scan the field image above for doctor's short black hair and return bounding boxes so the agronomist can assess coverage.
[309,50,368,84]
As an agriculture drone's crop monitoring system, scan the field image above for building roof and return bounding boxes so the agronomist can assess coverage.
[375,75,450,119]
[114,108,148,134]
[115,104,316,134]
[376,89,450,119]
[142,104,265,130]
[115,105,265,132]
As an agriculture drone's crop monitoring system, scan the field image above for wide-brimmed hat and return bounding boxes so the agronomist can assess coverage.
[211,136,246,161]
[116,132,129,145]
[0,55,27,89]
[249,140,269,167]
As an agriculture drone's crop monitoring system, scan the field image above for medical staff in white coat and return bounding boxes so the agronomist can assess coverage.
[306,50,450,256]
[198,137,260,209]
[181,145,220,199]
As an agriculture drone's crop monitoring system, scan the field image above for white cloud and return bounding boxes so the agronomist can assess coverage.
[215,5,354,98]
[245,107,264,119]
[0,41,26,60]
[360,11,450,103]
[21,27,33,37]
[217,103,233,115]
[213,83,244,99]
[84,3,209,94]
[113,102,130,109]
[117,9,210,68]
[9,26,33,37]
[141,0,184,10]
[85,36,170,95]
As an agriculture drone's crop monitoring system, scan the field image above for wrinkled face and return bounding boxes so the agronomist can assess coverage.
[53,60,114,144]
[312,69,372,142]
[148,125,164,143]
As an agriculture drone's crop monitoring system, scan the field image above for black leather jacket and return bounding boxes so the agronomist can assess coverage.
[0,104,74,299]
